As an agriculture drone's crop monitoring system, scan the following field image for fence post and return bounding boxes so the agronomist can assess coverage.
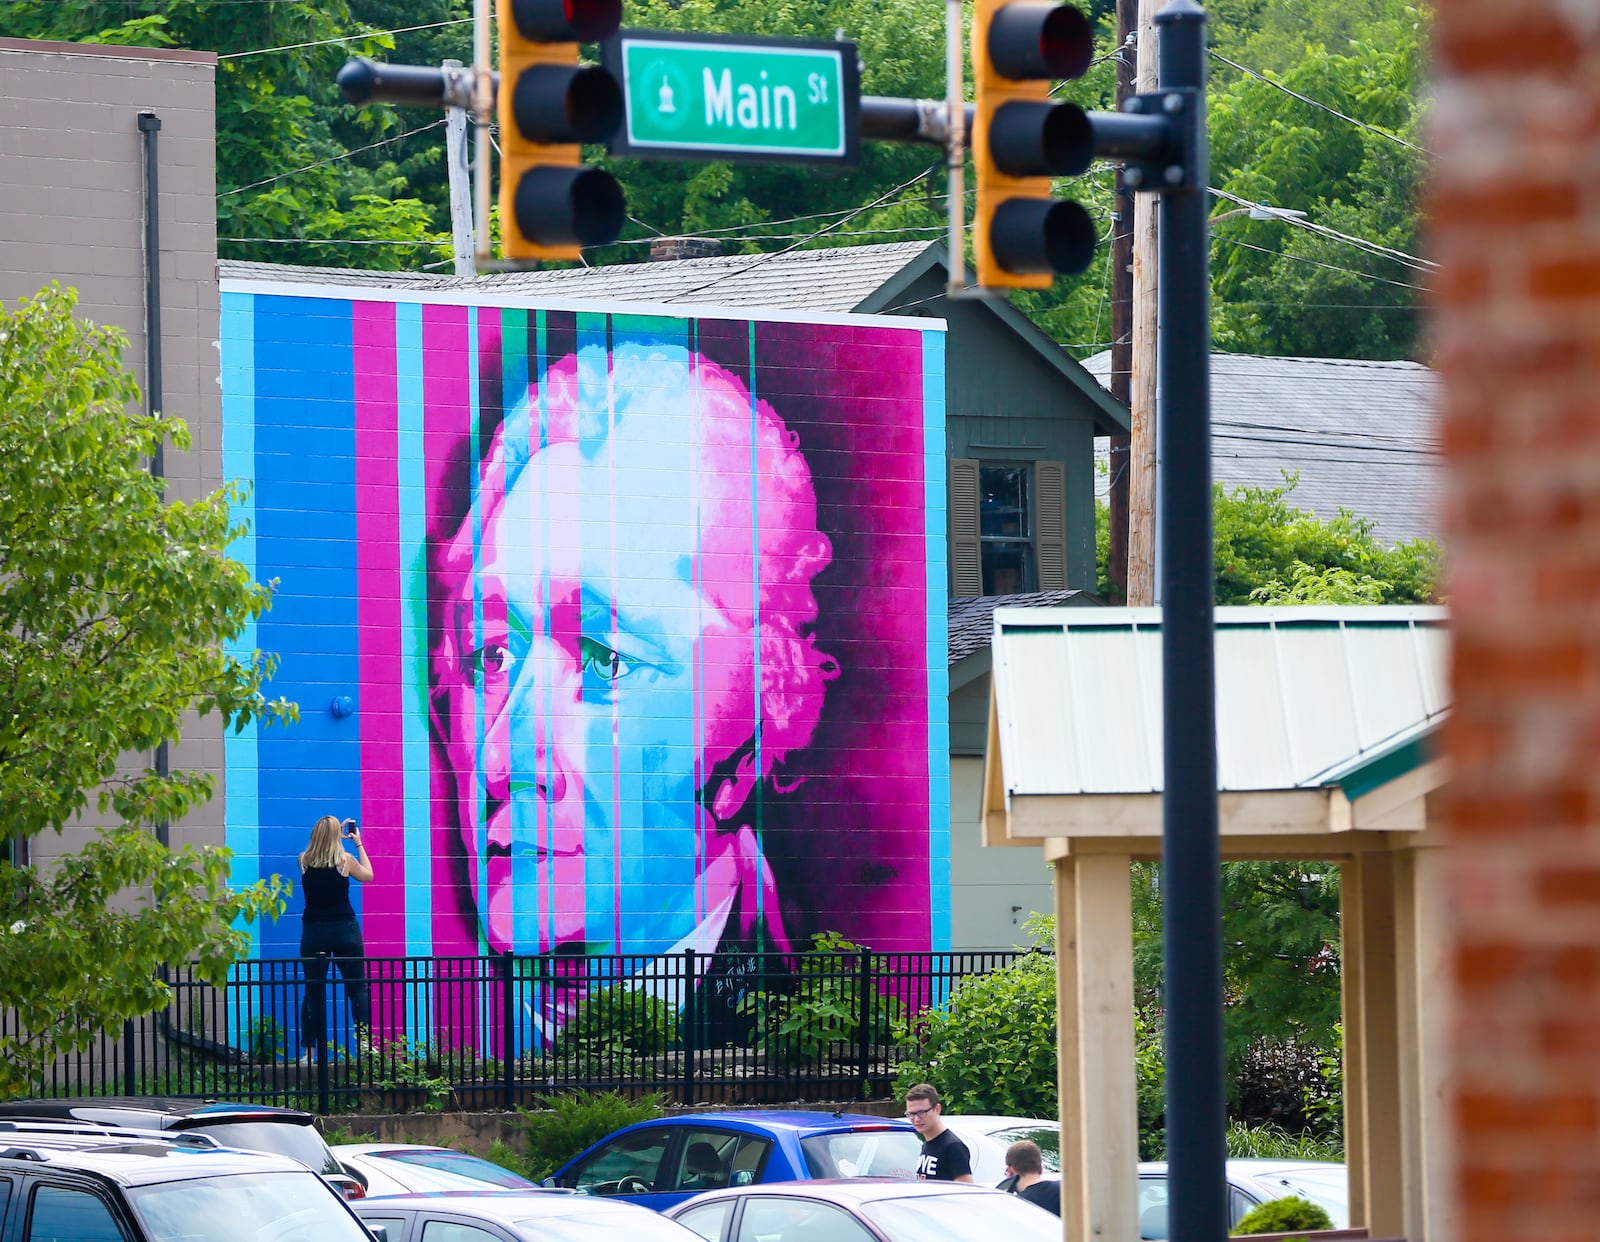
[122,1017,136,1094]
[501,950,516,1110]
[680,948,697,1107]
[856,949,873,1098]
[316,964,331,1116]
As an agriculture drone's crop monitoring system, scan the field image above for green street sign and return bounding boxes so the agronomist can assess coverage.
[602,30,861,165]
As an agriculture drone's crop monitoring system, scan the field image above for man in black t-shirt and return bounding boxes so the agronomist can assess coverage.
[1003,1139,1062,1216]
[904,1084,974,1182]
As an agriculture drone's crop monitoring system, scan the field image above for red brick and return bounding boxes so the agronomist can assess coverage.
[1537,867,1600,905]
[1437,15,1582,75]
[1457,1089,1600,1135]
[1538,1018,1600,1056]
[1529,256,1600,301]
[1430,181,1581,228]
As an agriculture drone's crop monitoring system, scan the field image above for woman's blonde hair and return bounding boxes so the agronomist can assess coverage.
[299,815,348,872]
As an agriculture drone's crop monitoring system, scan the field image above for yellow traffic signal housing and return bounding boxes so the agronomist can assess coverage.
[497,0,625,262]
[971,0,1097,289]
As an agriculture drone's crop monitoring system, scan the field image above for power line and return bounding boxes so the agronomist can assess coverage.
[217,120,445,197]
[1209,188,1435,272]
[1213,235,1427,293]
[1208,49,1431,156]
[218,17,469,59]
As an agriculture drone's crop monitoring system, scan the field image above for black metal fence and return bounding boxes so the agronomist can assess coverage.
[14,949,1030,1113]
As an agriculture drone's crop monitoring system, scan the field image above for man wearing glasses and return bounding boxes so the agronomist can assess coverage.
[905,1083,974,1182]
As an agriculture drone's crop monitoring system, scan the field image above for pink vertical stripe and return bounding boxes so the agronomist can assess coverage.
[353,302,406,985]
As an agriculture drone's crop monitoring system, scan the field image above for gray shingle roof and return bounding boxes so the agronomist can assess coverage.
[949,590,1101,666]
[219,241,935,313]
[1084,352,1440,544]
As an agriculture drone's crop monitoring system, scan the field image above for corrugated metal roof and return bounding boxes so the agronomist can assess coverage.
[219,241,934,313]
[1082,352,1440,545]
[990,605,1448,796]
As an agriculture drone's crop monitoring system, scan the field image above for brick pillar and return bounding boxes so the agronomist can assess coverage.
[1431,4,1600,1241]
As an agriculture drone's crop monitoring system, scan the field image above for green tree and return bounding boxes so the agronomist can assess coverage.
[0,286,295,1098]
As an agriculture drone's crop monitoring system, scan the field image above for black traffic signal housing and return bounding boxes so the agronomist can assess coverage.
[498,0,627,262]
[971,0,1100,289]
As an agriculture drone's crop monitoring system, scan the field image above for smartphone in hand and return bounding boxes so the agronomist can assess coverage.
[342,818,358,840]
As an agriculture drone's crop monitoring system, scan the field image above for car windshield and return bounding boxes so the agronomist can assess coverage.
[799,1130,921,1178]
[862,1191,1063,1242]
[129,1169,371,1241]
[183,1121,341,1177]
[523,1205,698,1242]
[379,1148,532,1187]
[989,1127,1061,1172]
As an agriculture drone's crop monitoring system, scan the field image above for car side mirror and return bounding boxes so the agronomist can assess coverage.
[541,1177,558,1188]
[731,1170,755,1187]
[366,1226,391,1242]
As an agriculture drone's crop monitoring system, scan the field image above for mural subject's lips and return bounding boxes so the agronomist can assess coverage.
[485,841,584,860]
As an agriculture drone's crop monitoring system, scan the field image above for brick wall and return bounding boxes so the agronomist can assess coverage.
[1431,4,1600,1240]
[0,39,225,858]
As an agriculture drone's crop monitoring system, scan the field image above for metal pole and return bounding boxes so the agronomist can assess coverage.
[1154,3,1222,1242]
[443,59,478,277]
[944,0,966,293]
[473,0,492,262]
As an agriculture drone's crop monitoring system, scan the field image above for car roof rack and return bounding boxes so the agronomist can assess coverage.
[0,1121,222,1150]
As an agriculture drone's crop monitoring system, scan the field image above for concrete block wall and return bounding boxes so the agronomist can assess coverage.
[1431,5,1600,1240]
[0,39,224,859]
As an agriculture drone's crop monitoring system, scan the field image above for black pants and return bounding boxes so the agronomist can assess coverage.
[300,918,371,1048]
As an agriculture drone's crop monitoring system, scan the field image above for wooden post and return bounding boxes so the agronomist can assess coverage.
[1125,0,1161,606]
[1055,853,1139,1242]
[1106,0,1136,603]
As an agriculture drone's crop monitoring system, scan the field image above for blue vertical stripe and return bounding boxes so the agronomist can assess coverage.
[220,292,260,952]
[251,295,363,966]
[922,329,952,953]
[396,301,432,964]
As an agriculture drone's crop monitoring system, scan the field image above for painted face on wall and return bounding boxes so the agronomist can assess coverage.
[430,343,837,960]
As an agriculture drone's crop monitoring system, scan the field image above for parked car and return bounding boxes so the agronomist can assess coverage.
[0,1096,364,1200]
[0,1122,376,1241]
[335,1143,538,1196]
[1136,1159,1349,1238]
[938,1115,1061,1187]
[668,1178,1064,1242]
[354,1190,704,1242]
[549,1111,921,1211]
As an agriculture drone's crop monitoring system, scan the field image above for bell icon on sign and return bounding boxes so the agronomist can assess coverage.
[658,77,676,114]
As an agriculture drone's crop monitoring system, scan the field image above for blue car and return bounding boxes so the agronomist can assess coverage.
[549,1110,922,1211]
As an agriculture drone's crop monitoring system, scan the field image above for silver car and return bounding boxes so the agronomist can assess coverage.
[335,1143,537,1196]
[355,1190,705,1242]
[1137,1159,1349,1237]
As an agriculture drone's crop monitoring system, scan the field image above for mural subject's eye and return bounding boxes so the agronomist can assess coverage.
[578,635,638,685]
[467,641,516,686]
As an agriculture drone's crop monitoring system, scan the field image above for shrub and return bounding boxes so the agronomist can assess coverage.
[513,1089,666,1181]
[552,986,680,1072]
[740,931,904,1071]
[1232,1195,1334,1236]
[893,915,1056,1116]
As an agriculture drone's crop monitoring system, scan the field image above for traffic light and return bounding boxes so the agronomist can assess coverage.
[971,0,1099,288]
[498,0,626,262]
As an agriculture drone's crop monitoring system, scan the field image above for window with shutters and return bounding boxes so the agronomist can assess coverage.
[950,458,1068,596]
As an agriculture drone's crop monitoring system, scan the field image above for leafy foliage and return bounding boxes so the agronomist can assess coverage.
[0,286,294,1097]
[894,915,1057,1115]
[740,931,904,1071]
[513,1090,666,1181]
[553,986,681,1074]
[1231,1194,1335,1236]
[1226,1122,1342,1163]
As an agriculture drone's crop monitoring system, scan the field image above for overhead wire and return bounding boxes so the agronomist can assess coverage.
[1208,188,1435,273]
[217,120,445,197]
[217,18,469,59]
[1213,235,1427,293]
[1207,49,1431,156]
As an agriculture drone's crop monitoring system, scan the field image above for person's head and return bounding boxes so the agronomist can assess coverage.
[300,815,346,870]
[429,342,837,957]
[1005,1140,1043,1178]
[904,1083,943,1136]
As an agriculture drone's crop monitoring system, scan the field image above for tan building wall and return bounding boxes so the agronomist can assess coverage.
[0,38,224,859]
[1431,6,1600,1241]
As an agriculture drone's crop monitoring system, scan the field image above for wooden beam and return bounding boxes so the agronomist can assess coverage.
[1054,858,1087,1242]
[1348,852,1407,1236]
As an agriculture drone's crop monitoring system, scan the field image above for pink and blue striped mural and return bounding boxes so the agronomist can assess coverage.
[219,286,949,998]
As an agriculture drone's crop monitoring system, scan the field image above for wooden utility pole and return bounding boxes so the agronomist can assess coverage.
[1126,0,1161,606]
[1106,0,1136,603]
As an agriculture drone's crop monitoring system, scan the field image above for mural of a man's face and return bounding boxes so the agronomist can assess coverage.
[431,343,835,958]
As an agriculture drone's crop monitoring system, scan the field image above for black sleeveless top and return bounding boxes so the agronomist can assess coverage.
[301,865,355,923]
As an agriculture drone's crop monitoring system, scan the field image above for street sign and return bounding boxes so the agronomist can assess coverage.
[601,30,860,165]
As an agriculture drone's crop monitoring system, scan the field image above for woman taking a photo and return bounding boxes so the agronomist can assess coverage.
[298,814,373,1063]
